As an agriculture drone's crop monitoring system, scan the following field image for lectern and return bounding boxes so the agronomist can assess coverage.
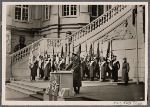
[50,71,73,92]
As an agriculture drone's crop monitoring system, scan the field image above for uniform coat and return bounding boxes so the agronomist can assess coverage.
[122,61,130,81]
[90,61,96,78]
[66,57,82,87]
[31,61,38,77]
[39,61,44,78]
[101,61,107,79]
[43,60,51,77]
[112,60,120,81]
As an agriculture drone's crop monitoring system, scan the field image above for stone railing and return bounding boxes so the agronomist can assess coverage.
[10,39,42,65]
[10,38,65,65]
[66,5,128,43]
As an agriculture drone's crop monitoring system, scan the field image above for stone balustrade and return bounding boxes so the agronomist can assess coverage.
[67,5,127,43]
[10,38,65,65]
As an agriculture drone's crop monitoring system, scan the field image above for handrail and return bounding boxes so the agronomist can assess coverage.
[10,38,66,65]
[10,38,43,57]
[66,5,127,42]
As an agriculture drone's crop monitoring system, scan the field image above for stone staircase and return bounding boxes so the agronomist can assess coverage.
[8,5,133,81]
[6,79,136,100]
[6,81,47,100]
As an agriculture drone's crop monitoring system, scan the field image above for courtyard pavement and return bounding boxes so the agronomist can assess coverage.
[5,81,145,101]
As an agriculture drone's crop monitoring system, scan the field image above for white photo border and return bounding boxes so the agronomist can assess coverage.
[2,2,148,106]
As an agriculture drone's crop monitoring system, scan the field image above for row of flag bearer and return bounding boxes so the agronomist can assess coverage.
[28,39,130,93]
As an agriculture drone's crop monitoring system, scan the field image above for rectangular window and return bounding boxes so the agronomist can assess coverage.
[45,5,51,20]
[62,5,77,16]
[91,5,104,17]
[91,5,98,16]
[15,5,29,21]
[106,5,112,11]
[98,5,104,16]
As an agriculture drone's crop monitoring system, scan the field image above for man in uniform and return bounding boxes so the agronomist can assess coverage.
[29,56,38,81]
[43,55,51,80]
[112,55,120,82]
[122,57,130,85]
[65,52,82,94]
[90,57,97,81]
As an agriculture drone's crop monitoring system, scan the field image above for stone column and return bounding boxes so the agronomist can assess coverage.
[6,29,12,81]
[103,5,107,13]
[136,6,145,83]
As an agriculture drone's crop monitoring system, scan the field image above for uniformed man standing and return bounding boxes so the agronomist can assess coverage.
[43,55,51,80]
[112,55,120,82]
[65,52,82,94]
[30,56,38,81]
[122,57,130,86]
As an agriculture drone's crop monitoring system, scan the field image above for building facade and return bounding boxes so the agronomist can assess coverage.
[5,5,146,83]
[6,5,113,54]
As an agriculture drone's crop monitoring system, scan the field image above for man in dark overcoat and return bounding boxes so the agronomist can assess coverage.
[122,57,130,85]
[65,53,82,94]
[43,56,51,80]
[30,56,38,81]
[101,57,107,81]
[112,55,120,82]
[90,57,97,81]
[39,55,44,78]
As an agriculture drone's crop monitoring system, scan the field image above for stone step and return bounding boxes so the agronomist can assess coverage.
[30,94,43,101]
[21,79,49,82]
[117,81,143,85]
[37,91,45,95]
[6,85,36,95]
[7,83,43,92]
[11,81,47,90]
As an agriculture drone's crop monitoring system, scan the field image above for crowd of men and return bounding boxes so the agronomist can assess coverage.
[28,50,130,88]
[14,35,130,95]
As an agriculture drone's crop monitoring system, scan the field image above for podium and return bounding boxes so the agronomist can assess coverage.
[50,71,73,92]
[43,71,74,101]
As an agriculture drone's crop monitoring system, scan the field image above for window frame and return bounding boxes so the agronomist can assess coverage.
[14,5,29,22]
[44,5,51,20]
[90,5,104,17]
[60,5,78,17]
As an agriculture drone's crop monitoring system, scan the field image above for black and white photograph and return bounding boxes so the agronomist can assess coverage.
[2,2,148,106]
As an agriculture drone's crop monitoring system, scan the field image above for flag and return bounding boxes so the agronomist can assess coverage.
[84,41,88,58]
[61,46,64,58]
[106,39,113,61]
[89,44,92,61]
[44,50,48,58]
[100,41,103,62]
[28,49,34,68]
[77,43,81,57]
[132,5,137,26]
[96,42,100,61]
[85,41,87,53]
[72,42,74,53]
[79,43,81,54]
[53,46,55,56]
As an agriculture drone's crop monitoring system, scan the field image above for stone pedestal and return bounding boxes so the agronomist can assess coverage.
[50,71,74,96]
